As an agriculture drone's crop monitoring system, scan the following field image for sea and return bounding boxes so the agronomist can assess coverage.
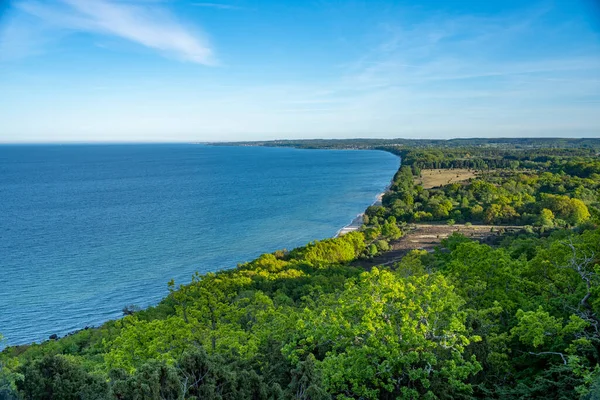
[0,144,399,347]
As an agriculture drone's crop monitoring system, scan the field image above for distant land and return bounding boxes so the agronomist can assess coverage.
[209,137,600,150]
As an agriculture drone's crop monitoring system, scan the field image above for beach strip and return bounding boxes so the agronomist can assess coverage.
[335,190,386,237]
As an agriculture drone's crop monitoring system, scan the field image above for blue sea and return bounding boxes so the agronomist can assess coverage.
[0,144,398,347]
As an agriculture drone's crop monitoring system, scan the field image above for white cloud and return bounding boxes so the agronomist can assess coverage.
[4,0,214,64]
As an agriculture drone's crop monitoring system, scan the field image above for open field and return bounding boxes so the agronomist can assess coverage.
[353,223,524,269]
[416,169,477,189]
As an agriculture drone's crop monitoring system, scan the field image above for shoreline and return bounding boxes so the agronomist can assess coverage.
[335,188,387,237]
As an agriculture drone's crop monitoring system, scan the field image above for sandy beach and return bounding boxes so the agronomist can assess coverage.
[336,189,386,237]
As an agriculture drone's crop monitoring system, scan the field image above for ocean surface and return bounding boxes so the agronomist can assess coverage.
[0,144,399,347]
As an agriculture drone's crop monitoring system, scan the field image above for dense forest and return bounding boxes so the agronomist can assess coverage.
[363,148,600,228]
[2,139,600,399]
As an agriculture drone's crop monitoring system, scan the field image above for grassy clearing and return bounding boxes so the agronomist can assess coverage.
[416,168,477,189]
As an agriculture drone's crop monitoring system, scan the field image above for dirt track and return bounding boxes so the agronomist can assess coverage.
[352,223,524,269]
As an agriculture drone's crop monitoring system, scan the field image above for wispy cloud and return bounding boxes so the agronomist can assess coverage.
[1,1,598,141]
[3,0,214,64]
[223,5,600,138]
[191,2,242,10]
[327,7,600,108]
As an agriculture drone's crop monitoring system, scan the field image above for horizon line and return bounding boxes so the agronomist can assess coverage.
[1,137,599,146]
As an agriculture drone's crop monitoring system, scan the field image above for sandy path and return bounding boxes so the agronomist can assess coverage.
[352,223,524,269]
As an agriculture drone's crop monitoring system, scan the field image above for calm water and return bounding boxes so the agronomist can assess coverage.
[0,144,398,347]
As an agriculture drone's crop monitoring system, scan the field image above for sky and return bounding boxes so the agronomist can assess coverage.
[0,0,599,142]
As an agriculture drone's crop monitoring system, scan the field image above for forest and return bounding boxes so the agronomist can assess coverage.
[2,139,600,399]
[364,147,599,228]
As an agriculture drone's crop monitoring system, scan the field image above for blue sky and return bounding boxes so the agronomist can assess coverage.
[0,0,599,142]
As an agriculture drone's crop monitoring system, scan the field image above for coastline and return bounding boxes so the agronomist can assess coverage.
[335,189,387,237]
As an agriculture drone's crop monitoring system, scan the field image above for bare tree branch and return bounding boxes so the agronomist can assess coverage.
[528,351,568,365]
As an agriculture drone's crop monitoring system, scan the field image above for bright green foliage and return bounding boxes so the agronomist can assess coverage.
[538,208,555,227]
[394,250,429,278]
[374,239,389,252]
[295,232,366,265]
[104,316,194,372]
[441,241,526,312]
[484,203,518,224]
[368,243,378,256]
[363,226,381,241]
[542,194,591,225]
[511,307,563,348]
[284,269,481,399]
[381,217,402,239]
